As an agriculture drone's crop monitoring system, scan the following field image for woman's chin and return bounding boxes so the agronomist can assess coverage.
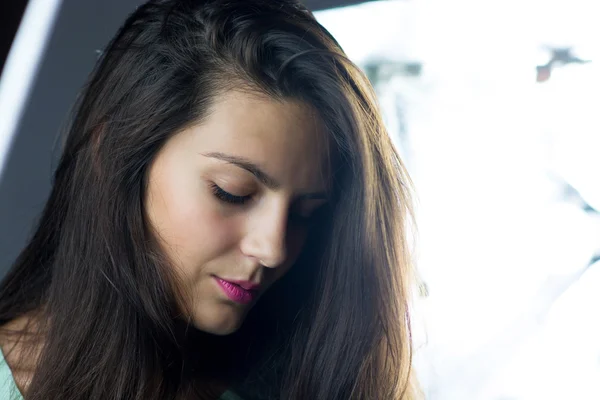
[196,321,241,336]
[190,304,248,336]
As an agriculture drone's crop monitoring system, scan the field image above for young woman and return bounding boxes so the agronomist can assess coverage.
[0,0,419,398]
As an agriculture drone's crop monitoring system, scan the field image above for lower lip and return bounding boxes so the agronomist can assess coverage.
[214,277,256,305]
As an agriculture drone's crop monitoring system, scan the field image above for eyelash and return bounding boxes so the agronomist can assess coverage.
[210,183,251,205]
[210,183,326,223]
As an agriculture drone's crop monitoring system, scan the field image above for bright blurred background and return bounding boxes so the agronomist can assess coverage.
[316,1,600,399]
[1,1,598,399]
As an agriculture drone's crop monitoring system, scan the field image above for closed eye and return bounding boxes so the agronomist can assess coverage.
[210,183,251,205]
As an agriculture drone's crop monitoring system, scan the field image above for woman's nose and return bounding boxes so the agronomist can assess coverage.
[240,201,288,268]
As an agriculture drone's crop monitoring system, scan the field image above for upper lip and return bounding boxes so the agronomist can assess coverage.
[218,277,262,291]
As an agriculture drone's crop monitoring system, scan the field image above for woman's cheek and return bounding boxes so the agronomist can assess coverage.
[188,199,243,259]
[282,228,308,268]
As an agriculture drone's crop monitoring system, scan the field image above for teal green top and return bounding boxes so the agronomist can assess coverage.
[0,349,22,400]
[0,349,243,400]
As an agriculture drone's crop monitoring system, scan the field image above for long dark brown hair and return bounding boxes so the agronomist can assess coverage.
[0,0,419,398]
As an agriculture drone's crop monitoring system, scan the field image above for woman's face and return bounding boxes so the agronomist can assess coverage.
[145,91,329,335]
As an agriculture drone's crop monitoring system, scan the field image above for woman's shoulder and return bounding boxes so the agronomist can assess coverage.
[0,346,242,400]
[0,317,40,398]
[0,346,24,400]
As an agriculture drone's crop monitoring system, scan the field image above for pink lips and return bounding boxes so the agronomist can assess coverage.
[214,277,258,304]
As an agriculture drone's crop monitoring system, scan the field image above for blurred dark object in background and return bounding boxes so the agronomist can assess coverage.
[536,47,591,83]
[0,0,29,76]
[364,59,423,84]
[0,0,372,78]
[306,0,377,11]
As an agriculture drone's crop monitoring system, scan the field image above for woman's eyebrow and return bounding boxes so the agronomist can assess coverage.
[202,151,328,200]
[202,151,280,189]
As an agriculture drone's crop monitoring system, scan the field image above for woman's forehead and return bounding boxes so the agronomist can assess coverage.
[185,90,332,192]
